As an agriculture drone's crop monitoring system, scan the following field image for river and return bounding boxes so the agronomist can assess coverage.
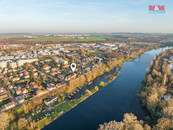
[43,47,171,130]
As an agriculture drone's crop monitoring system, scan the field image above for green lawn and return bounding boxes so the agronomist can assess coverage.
[54,89,97,113]
[20,36,107,42]
[35,89,97,129]
[19,35,129,42]
[14,106,24,114]
[86,51,104,55]
[0,99,10,108]
[107,36,128,39]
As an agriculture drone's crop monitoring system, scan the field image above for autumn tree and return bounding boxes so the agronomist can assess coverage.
[98,113,150,130]
[154,118,173,130]
[18,118,28,130]
[85,89,92,95]
[95,86,99,91]
[80,49,86,56]
[0,112,9,130]
[99,81,105,87]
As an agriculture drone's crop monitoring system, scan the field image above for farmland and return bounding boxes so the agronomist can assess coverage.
[20,36,107,42]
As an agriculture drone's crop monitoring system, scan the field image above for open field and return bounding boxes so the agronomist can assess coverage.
[20,36,107,42]
[132,42,159,45]
[18,35,128,42]
[86,51,105,55]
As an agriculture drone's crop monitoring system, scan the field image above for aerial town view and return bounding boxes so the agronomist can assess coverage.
[0,0,173,130]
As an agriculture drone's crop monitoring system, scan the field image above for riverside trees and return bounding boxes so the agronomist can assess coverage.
[138,49,173,112]
[98,113,151,130]
[137,48,173,129]
[98,48,173,130]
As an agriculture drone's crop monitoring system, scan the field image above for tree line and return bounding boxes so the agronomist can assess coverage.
[98,48,173,130]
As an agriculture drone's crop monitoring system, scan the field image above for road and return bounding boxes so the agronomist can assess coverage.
[3,87,19,105]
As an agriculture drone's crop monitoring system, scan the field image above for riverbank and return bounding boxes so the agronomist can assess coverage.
[100,65,123,87]
[37,67,123,129]
[137,47,173,127]
[97,46,172,130]
[36,88,98,129]
[36,66,123,129]
[101,46,158,88]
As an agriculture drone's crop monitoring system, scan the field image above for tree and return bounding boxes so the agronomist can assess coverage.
[28,87,32,93]
[162,106,173,118]
[26,79,30,85]
[98,113,149,130]
[154,118,173,130]
[23,104,29,114]
[99,81,105,86]
[11,81,15,87]
[29,119,36,129]
[0,112,9,130]
[95,86,99,91]
[85,89,92,95]
[146,68,150,74]
[62,96,65,101]
[58,98,61,103]
[2,81,7,88]
[162,74,167,85]
[10,122,17,130]
[80,49,86,56]
[146,93,158,111]
[18,118,28,130]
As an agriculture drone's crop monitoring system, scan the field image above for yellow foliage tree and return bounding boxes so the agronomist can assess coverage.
[95,86,99,91]
[99,81,105,86]
[85,89,92,95]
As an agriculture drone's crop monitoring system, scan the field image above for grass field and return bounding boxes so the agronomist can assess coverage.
[86,51,104,55]
[107,36,128,39]
[20,36,107,42]
[19,35,128,42]
[35,89,97,129]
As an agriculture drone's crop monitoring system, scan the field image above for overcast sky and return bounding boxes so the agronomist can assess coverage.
[0,0,172,33]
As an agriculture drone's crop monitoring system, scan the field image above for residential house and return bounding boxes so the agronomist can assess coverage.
[44,97,57,106]
[33,84,38,88]
[0,92,8,101]
[47,86,55,91]
[36,90,48,96]
[12,77,20,82]
[24,75,30,79]
[33,72,38,77]
[44,65,50,70]
[30,82,36,85]
[16,89,21,95]
[51,71,57,76]
[56,83,62,88]
[5,102,15,110]
[21,88,28,94]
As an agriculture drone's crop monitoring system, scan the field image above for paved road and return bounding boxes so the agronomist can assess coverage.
[3,87,19,105]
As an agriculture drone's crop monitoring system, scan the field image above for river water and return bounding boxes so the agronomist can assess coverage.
[43,47,171,130]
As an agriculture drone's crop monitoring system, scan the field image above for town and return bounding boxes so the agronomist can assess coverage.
[0,42,154,102]
[0,34,166,129]
[0,42,132,111]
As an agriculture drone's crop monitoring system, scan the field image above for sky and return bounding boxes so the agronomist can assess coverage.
[0,0,173,33]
